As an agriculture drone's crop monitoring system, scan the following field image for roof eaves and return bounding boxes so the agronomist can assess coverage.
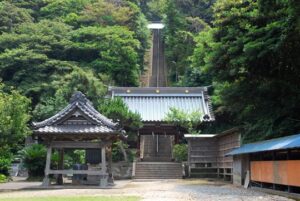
[226,134,300,156]
[33,103,76,128]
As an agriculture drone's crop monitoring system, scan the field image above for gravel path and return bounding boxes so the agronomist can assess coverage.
[0,179,295,201]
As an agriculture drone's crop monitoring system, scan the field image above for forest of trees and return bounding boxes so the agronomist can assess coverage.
[0,0,149,175]
[0,0,150,103]
[0,0,299,177]
[160,0,300,142]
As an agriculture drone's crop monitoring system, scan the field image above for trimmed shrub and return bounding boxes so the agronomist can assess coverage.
[173,144,188,162]
[112,142,125,162]
[0,149,12,176]
[20,144,46,177]
[0,174,7,183]
[0,157,11,176]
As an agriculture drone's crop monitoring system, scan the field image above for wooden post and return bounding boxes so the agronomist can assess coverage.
[57,148,64,185]
[100,146,107,187]
[137,134,140,158]
[42,145,52,187]
[101,147,106,173]
[107,145,114,185]
[187,139,191,177]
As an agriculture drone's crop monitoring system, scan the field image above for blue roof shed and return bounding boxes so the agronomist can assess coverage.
[227,134,300,156]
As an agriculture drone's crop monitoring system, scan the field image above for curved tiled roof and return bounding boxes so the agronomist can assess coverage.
[34,125,115,134]
[33,91,121,135]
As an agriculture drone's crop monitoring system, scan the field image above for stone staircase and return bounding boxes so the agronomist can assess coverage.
[134,162,182,179]
[140,135,173,162]
[149,29,167,87]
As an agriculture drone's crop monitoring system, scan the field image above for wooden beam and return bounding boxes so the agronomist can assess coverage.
[50,141,111,149]
[48,169,108,176]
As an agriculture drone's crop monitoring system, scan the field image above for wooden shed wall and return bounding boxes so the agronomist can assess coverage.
[187,129,241,180]
[251,160,300,187]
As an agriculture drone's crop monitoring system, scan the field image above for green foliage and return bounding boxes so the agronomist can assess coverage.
[165,107,202,134]
[51,150,85,169]
[99,97,142,158]
[127,149,136,163]
[111,141,135,162]
[112,141,126,162]
[40,0,91,20]
[33,92,68,121]
[0,20,73,104]
[33,67,105,121]
[0,174,7,183]
[174,0,215,24]
[53,68,106,103]
[172,144,187,162]
[72,150,86,164]
[74,0,150,70]
[0,85,31,150]
[77,0,134,26]
[147,0,166,19]
[20,145,85,178]
[0,1,32,33]
[185,0,300,142]
[99,97,143,131]
[0,156,11,176]
[186,28,214,86]
[0,142,13,177]
[0,0,149,117]
[70,26,140,86]
[20,144,46,177]
[163,0,210,85]
[33,67,104,120]
[8,0,47,19]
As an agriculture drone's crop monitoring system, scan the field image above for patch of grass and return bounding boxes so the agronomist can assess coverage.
[0,196,141,201]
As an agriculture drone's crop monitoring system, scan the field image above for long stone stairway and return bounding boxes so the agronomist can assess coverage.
[137,135,182,179]
[134,162,183,179]
[134,24,182,180]
[149,29,167,87]
[141,135,173,162]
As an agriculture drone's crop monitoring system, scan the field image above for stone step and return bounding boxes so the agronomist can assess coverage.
[135,176,182,178]
[135,162,182,179]
[141,158,172,162]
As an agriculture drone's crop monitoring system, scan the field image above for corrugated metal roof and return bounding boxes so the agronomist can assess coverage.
[109,87,215,122]
[184,134,216,138]
[227,134,300,156]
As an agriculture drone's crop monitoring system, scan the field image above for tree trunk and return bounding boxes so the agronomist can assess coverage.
[118,142,128,162]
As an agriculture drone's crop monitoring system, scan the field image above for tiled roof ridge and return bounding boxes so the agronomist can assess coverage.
[33,91,117,129]
[32,103,75,128]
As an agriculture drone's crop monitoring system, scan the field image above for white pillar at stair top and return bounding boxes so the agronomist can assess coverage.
[101,147,106,173]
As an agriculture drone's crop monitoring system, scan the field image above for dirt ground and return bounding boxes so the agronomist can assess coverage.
[0,179,295,201]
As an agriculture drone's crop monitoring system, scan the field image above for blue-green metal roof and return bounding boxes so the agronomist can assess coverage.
[109,87,215,122]
[227,134,300,156]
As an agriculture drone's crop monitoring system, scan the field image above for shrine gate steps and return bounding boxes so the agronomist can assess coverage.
[134,162,182,179]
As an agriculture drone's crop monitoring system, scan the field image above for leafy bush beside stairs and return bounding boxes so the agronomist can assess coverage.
[173,144,188,162]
